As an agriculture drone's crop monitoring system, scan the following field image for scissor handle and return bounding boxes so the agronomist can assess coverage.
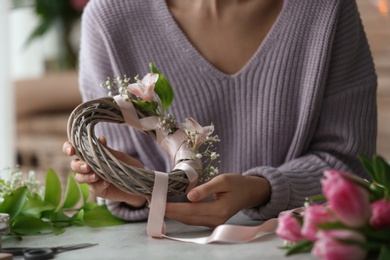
[23,248,55,260]
[0,247,28,256]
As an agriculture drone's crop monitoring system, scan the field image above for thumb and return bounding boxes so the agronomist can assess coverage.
[98,136,107,146]
[187,177,223,202]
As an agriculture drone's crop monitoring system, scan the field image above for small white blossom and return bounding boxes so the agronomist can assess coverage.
[0,168,45,199]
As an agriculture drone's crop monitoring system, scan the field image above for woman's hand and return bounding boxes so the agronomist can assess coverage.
[62,136,146,207]
[165,173,271,228]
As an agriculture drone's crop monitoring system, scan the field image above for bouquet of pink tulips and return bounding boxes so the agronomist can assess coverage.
[276,156,390,260]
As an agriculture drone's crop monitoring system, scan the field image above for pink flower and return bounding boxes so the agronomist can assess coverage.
[70,0,89,11]
[127,73,159,102]
[180,117,216,150]
[312,230,367,260]
[321,170,370,227]
[370,199,390,228]
[276,212,305,243]
[301,205,336,241]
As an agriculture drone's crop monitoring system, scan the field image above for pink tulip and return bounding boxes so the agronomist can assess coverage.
[321,170,370,227]
[70,0,89,11]
[276,212,304,243]
[370,199,390,228]
[127,73,159,102]
[312,230,367,260]
[301,205,336,241]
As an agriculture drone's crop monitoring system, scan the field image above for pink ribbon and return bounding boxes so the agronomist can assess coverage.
[114,95,159,131]
[115,95,279,244]
[146,171,168,238]
[163,218,278,244]
[114,95,142,130]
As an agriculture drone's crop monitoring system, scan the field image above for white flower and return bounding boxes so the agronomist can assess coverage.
[210,152,218,160]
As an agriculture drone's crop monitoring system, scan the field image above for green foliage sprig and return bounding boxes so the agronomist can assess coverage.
[359,155,390,200]
[0,168,125,238]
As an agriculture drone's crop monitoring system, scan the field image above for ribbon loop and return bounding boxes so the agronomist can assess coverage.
[162,218,278,244]
[115,95,160,133]
[114,95,142,130]
[158,129,187,161]
[173,161,199,193]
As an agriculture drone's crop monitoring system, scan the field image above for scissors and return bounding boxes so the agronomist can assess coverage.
[0,243,98,259]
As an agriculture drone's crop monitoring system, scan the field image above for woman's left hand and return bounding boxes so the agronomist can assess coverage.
[165,173,271,228]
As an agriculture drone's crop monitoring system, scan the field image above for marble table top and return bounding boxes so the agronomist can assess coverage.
[3,212,315,260]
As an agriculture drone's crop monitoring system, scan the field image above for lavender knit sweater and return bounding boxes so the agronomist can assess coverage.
[78,0,377,221]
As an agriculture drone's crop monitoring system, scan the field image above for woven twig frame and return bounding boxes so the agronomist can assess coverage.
[67,97,190,196]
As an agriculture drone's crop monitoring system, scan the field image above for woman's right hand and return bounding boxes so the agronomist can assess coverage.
[62,136,146,207]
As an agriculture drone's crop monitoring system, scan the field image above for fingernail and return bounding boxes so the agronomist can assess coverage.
[88,174,96,181]
[102,181,109,187]
[187,190,199,201]
[66,147,71,155]
[80,164,88,172]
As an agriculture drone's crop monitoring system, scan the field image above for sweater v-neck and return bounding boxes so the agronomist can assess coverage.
[155,0,290,79]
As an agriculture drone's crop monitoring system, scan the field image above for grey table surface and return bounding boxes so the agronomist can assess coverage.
[3,212,315,260]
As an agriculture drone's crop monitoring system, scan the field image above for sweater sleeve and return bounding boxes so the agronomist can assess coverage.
[242,0,377,220]
[78,1,148,221]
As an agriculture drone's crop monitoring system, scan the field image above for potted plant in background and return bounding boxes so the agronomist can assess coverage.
[12,0,89,70]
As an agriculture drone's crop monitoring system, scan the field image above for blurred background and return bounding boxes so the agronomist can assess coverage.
[0,0,389,185]
[0,0,87,185]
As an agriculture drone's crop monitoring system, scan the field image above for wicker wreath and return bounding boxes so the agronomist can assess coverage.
[66,96,198,197]
[67,65,219,198]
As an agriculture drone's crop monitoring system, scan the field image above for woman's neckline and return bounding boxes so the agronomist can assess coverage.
[155,0,289,78]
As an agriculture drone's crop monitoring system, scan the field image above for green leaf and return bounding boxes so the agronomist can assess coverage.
[0,186,28,220]
[44,168,62,208]
[48,210,73,229]
[371,156,390,197]
[306,193,326,203]
[12,214,51,235]
[83,206,126,227]
[82,202,99,210]
[51,226,66,235]
[132,100,159,112]
[80,183,90,204]
[318,221,348,230]
[362,226,390,243]
[62,173,81,209]
[378,157,390,188]
[285,240,313,256]
[24,18,53,47]
[76,209,84,222]
[368,183,386,201]
[149,62,174,112]
[68,209,85,227]
[22,194,56,217]
[378,245,390,260]
[359,155,377,181]
[49,209,71,222]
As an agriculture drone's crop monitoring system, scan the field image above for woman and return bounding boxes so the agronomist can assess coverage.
[63,0,377,227]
